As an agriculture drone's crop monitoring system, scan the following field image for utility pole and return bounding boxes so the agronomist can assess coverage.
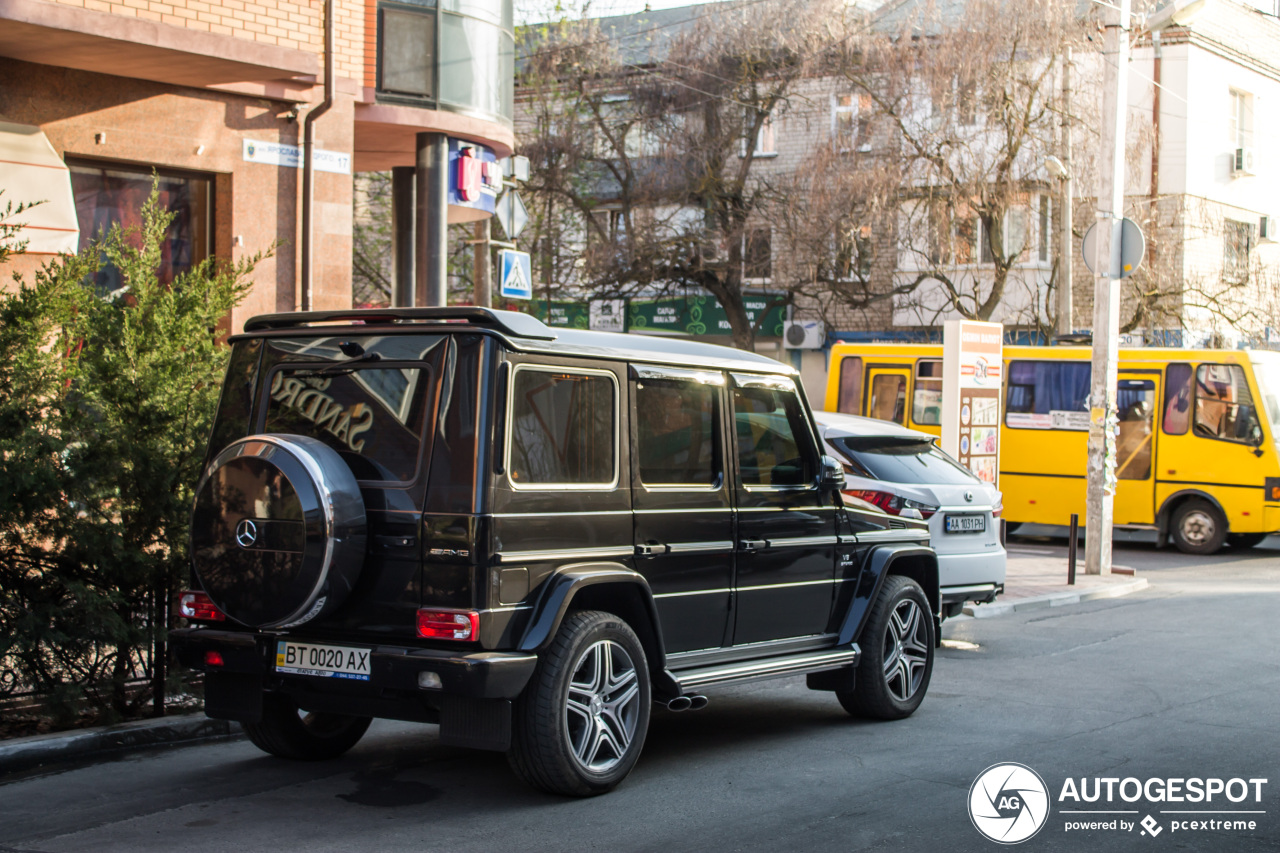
[474,219,492,308]
[1085,0,1130,576]
[1057,47,1073,338]
[416,132,449,307]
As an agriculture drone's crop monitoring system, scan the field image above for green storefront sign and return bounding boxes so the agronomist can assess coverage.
[525,294,785,336]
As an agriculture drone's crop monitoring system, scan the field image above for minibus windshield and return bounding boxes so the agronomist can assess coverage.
[1252,359,1280,450]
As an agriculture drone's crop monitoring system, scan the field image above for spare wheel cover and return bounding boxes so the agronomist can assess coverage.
[190,434,366,629]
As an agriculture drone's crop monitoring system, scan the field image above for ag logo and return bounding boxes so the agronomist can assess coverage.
[969,762,1050,844]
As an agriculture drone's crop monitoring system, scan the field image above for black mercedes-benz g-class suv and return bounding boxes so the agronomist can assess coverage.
[172,307,938,796]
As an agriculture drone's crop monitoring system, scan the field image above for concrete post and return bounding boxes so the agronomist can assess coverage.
[1058,47,1073,338]
[1085,0,1130,576]
[391,166,415,307]
[416,132,449,307]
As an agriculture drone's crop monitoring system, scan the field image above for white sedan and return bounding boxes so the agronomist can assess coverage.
[813,410,1006,617]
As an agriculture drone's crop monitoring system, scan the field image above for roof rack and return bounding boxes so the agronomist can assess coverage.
[242,307,557,340]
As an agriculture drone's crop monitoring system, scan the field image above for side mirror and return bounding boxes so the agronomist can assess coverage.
[1250,423,1264,447]
[820,455,845,491]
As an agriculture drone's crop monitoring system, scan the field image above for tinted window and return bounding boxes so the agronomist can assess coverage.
[733,383,813,487]
[912,360,942,425]
[1163,363,1192,435]
[1194,364,1260,444]
[831,437,978,485]
[869,374,905,424]
[265,366,431,481]
[636,378,719,487]
[1005,360,1091,428]
[509,369,615,486]
[837,356,862,414]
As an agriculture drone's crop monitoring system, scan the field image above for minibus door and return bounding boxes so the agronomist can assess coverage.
[864,366,911,425]
[1114,374,1159,525]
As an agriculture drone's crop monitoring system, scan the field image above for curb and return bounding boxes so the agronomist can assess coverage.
[963,577,1149,619]
[0,713,242,776]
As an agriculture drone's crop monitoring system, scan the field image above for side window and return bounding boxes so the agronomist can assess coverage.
[636,377,720,488]
[912,360,942,425]
[508,367,616,488]
[1004,360,1091,429]
[732,378,814,488]
[1163,362,1193,435]
[1194,364,1261,444]
[837,356,863,414]
[1116,379,1155,480]
[869,374,906,424]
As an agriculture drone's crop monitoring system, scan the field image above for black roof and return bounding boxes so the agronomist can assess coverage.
[236,307,795,376]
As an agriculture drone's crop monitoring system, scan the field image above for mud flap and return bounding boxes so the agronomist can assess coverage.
[204,671,263,724]
[438,696,512,751]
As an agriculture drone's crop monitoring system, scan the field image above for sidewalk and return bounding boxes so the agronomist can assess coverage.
[963,545,1149,618]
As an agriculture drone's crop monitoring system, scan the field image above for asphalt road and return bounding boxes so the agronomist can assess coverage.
[2,536,1278,853]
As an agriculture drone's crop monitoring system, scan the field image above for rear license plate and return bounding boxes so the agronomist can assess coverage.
[944,514,986,534]
[275,640,371,681]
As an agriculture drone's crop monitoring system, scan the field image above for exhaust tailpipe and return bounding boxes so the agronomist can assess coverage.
[664,696,693,712]
[687,695,708,711]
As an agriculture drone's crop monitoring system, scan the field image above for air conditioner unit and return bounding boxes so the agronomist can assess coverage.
[783,320,825,349]
[1260,215,1275,242]
[1232,146,1256,177]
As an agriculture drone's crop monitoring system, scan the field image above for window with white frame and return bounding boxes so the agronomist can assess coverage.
[1229,89,1253,152]
[834,94,871,153]
[741,109,776,158]
[1223,219,1253,283]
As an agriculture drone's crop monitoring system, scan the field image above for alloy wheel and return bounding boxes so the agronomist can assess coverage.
[564,639,641,773]
[882,599,929,702]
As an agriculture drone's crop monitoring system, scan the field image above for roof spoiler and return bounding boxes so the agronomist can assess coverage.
[242,307,558,340]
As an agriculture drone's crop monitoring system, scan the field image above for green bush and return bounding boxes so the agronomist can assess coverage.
[0,185,263,725]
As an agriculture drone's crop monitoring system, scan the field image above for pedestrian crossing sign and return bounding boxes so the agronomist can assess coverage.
[499,249,532,300]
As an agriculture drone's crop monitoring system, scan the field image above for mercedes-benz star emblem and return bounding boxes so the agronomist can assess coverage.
[235,518,259,548]
[964,490,974,502]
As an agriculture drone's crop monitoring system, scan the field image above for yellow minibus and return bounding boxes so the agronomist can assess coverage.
[823,343,1280,554]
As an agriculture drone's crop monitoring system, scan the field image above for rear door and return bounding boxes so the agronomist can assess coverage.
[730,373,836,645]
[1114,373,1159,525]
[630,365,733,653]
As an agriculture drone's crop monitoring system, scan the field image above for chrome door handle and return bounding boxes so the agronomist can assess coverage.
[739,539,769,552]
[635,543,670,557]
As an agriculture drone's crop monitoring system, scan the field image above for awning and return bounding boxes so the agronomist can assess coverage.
[0,120,79,255]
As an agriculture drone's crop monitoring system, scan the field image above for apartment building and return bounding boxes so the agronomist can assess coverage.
[1,0,513,329]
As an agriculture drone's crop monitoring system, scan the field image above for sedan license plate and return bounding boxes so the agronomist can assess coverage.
[275,640,371,681]
[944,514,986,534]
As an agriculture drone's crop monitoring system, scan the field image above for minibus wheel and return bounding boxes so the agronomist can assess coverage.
[1170,499,1226,555]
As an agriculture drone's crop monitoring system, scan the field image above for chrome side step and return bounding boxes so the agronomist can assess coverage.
[670,645,860,693]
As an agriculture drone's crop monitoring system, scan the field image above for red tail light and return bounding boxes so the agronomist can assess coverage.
[843,489,938,519]
[992,495,1004,517]
[417,608,479,641]
[204,651,225,667]
[179,590,226,622]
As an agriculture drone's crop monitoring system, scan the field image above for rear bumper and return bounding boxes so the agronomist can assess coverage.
[941,583,1003,605]
[936,546,1006,592]
[171,627,537,704]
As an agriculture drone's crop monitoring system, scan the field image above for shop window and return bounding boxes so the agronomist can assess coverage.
[837,356,863,414]
[1163,362,1192,435]
[912,360,942,426]
[68,161,212,295]
[1194,363,1261,444]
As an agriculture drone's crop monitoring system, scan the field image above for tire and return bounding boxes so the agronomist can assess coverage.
[1227,533,1268,549]
[508,610,651,797]
[1170,499,1227,555]
[243,692,372,760]
[1004,522,1023,536]
[838,575,934,721]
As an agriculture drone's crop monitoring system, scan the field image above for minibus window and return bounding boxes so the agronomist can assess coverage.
[1194,364,1261,445]
[912,361,943,425]
[1117,380,1155,479]
[837,357,863,414]
[869,374,906,424]
[1004,361,1090,428]
[1252,360,1280,449]
[1162,363,1192,435]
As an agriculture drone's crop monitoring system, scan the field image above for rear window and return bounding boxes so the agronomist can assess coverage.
[265,366,432,481]
[830,436,978,486]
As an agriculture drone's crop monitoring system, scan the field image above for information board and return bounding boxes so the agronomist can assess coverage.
[942,320,1003,486]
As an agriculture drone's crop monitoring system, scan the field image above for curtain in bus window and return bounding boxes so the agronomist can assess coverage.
[1163,363,1192,435]
[1005,361,1091,418]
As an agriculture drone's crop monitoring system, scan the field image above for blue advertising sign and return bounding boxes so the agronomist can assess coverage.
[499,250,532,300]
[447,139,501,215]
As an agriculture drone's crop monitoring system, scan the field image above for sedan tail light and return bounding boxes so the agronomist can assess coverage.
[179,590,226,622]
[417,608,479,641]
[844,489,939,519]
